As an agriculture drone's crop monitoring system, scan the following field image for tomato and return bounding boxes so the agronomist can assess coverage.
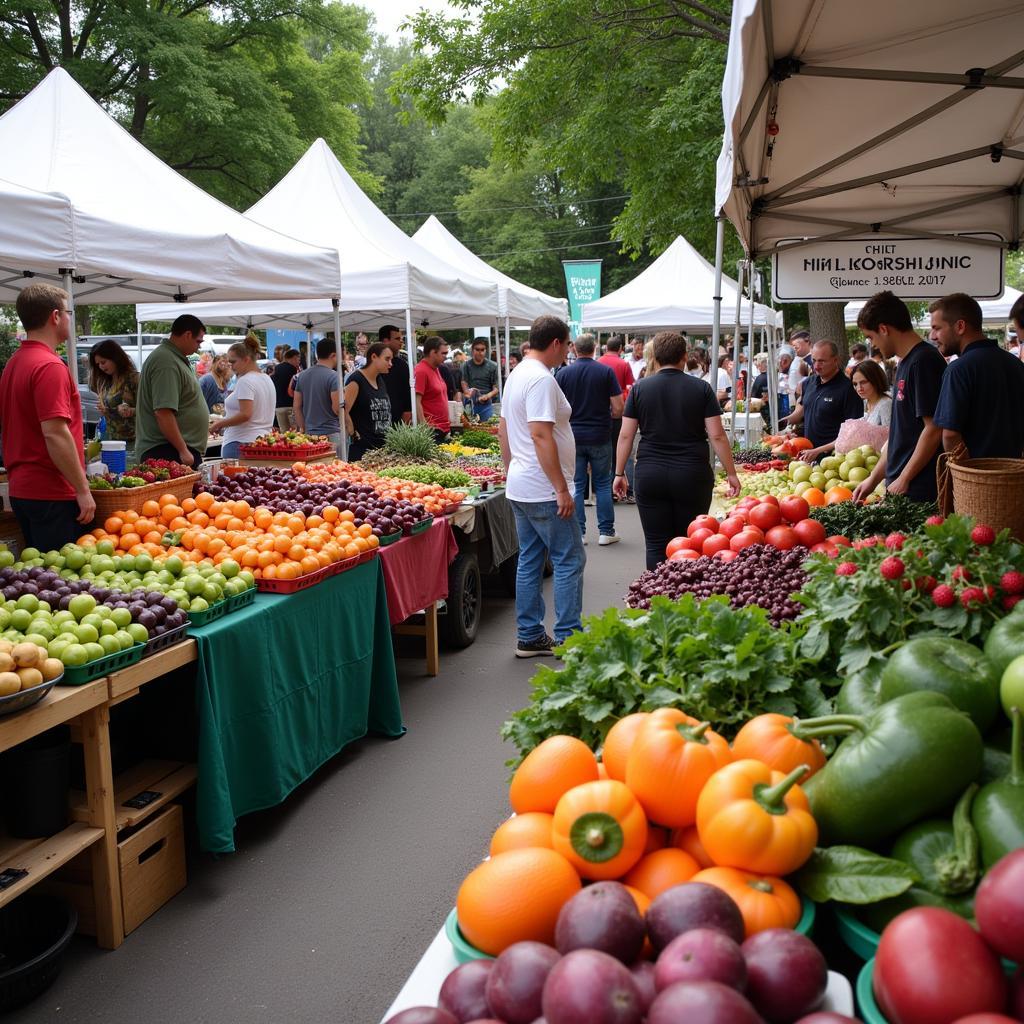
[748,502,783,531]
[719,518,747,539]
[949,1015,1020,1023]
[779,495,811,524]
[688,515,719,536]
[713,549,739,562]
[669,549,701,561]
[765,525,798,550]
[737,497,759,511]
[689,527,716,548]
[759,494,780,507]
[665,536,690,557]
[730,531,760,552]
[810,542,839,556]
[730,508,750,523]
[702,534,732,557]
[828,535,852,547]
[793,518,827,548]
[741,524,765,542]
[874,908,1006,1024]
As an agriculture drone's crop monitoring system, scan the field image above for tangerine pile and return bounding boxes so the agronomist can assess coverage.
[82,491,378,581]
[293,461,466,516]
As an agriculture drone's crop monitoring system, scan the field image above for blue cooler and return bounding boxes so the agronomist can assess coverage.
[101,441,127,474]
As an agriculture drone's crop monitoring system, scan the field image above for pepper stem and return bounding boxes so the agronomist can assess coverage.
[677,721,711,745]
[754,765,810,815]
[1010,707,1023,786]
[934,783,979,895]
[790,713,867,740]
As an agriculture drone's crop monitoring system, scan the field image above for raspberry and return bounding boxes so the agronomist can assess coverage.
[972,524,996,546]
[932,585,955,608]
[880,557,905,580]
[914,575,938,593]
[985,585,997,601]
[960,586,987,608]
[925,515,945,526]
[1001,571,1024,595]
[835,562,858,576]
[884,532,906,549]
[952,566,971,582]
[1004,595,1023,611]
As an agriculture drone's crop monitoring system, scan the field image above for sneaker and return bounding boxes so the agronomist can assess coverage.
[516,634,556,658]
[584,497,594,506]
[582,535,588,546]
[599,534,620,546]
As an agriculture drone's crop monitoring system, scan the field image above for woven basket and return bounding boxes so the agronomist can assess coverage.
[939,456,1024,539]
[90,473,200,519]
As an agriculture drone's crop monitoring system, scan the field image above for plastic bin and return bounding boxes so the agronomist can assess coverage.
[0,893,77,1011]
[100,440,126,473]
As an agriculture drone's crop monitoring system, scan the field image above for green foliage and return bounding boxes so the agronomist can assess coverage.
[809,495,938,540]
[378,465,471,488]
[0,308,16,370]
[382,421,443,461]
[500,594,830,762]
[459,429,501,451]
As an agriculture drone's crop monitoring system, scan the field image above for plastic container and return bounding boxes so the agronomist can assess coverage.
[378,530,403,547]
[0,675,59,718]
[0,727,70,838]
[100,440,127,473]
[61,642,145,686]
[856,959,886,1024]
[256,562,336,594]
[834,904,880,961]
[141,621,190,658]
[404,516,435,536]
[0,893,77,1011]
[185,586,256,626]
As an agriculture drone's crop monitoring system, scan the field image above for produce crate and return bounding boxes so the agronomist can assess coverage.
[378,530,403,547]
[237,442,333,460]
[355,548,378,566]
[0,674,61,717]
[90,473,200,519]
[141,622,189,659]
[441,502,463,516]
[61,643,145,687]
[833,904,878,961]
[118,804,186,935]
[184,586,256,626]
[404,516,434,536]
[256,561,336,594]
[330,555,360,576]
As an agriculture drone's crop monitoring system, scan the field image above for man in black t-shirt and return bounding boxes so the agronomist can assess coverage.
[272,349,300,430]
[379,324,412,424]
[852,291,946,502]
[784,341,863,459]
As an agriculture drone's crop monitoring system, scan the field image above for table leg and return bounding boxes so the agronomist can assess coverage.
[79,705,124,949]
[425,602,439,677]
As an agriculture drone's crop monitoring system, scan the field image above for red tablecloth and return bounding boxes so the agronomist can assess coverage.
[378,517,459,625]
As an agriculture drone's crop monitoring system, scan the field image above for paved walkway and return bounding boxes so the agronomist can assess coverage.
[22,504,646,1024]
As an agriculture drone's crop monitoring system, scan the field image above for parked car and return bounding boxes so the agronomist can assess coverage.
[76,334,168,435]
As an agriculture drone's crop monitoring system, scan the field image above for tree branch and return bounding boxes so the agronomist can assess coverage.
[74,0,109,59]
[22,11,55,69]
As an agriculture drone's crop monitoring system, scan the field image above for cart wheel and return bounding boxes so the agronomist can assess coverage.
[441,552,481,648]
[499,551,518,596]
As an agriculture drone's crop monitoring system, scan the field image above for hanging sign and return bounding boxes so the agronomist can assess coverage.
[563,259,602,338]
[772,234,1004,302]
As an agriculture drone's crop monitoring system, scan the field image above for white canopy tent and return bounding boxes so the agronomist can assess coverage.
[844,285,1023,327]
[0,69,341,376]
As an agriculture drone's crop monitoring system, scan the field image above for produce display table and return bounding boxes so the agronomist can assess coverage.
[237,452,337,469]
[450,489,518,574]
[190,558,405,853]
[379,921,856,1022]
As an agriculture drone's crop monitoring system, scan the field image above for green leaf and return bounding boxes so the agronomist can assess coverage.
[794,846,921,904]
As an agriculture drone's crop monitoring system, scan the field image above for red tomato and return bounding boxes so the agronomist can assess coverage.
[737,497,759,511]
[874,908,1006,1024]
[828,535,852,547]
[702,534,732,557]
[949,1015,1020,1023]
[669,549,701,561]
[810,542,839,556]
[759,494,780,507]
[780,495,811,524]
[748,502,783,531]
[793,518,827,548]
[741,524,765,542]
[665,536,690,557]
[765,525,798,550]
[730,508,750,523]
[688,515,719,536]
[730,531,760,552]
[719,517,747,539]
[689,527,716,548]
[712,549,739,562]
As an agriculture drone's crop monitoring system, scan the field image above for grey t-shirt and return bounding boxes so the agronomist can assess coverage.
[293,364,340,436]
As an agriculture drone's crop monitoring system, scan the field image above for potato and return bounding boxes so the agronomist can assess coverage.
[40,658,64,682]
[0,639,12,655]
[15,667,43,690]
[0,671,20,696]
[0,652,13,673]
[37,645,48,665]
[11,642,40,667]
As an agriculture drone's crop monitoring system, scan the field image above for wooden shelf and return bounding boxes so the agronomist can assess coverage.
[0,681,107,754]
[0,823,104,909]
[71,759,197,834]
[107,640,197,702]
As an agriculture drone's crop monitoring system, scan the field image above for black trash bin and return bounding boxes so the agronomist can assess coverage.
[0,726,70,838]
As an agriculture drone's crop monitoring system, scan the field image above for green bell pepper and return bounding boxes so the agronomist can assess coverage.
[835,663,882,716]
[793,692,983,848]
[972,706,1024,867]
[858,885,976,934]
[983,604,1024,677]
[879,636,1000,734]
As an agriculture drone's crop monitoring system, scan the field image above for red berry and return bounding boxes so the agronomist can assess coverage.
[914,575,938,593]
[1004,595,1023,611]
[836,562,858,576]
[880,556,905,580]
[901,579,912,591]
[985,585,997,600]
[932,585,956,608]
[952,566,971,582]
[960,586,987,608]
[884,532,906,549]
[1001,571,1024,595]
[971,524,996,546]
[926,515,945,526]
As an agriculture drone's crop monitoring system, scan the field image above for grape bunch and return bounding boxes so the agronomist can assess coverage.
[733,446,777,465]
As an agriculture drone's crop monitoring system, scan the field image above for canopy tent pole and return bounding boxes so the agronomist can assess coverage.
[136,321,142,370]
[405,308,417,426]
[494,317,503,399]
[709,218,725,467]
[766,321,779,436]
[744,278,756,446]
[61,269,78,385]
[504,316,511,385]
[333,299,347,461]
[729,260,745,443]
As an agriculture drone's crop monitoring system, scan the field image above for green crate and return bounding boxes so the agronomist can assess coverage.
[186,585,256,627]
[405,516,434,536]
[61,642,146,686]
[834,904,879,961]
[378,530,403,546]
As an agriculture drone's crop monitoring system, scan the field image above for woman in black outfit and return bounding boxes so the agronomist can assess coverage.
[343,343,393,460]
[613,332,741,570]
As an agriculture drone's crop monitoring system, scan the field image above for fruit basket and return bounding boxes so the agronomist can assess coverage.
[185,587,256,626]
[256,561,337,594]
[238,442,334,460]
[404,516,435,536]
[90,473,199,518]
[141,621,190,659]
[378,530,403,547]
[0,674,62,718]
[61,643,145,687]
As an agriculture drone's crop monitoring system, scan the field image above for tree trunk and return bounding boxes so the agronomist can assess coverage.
[78,305,92,336]
[809,302,849,363]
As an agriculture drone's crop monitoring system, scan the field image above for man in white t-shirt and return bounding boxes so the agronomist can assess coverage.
[499,315,585,657]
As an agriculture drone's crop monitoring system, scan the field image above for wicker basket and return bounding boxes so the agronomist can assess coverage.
[90,473,200,519]
[941,457,1024,539]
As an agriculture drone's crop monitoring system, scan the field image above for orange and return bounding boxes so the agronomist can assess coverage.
[119,532,141,550]
[802,487,827,507]
[509,735,600,814]
[277,562,300,580]
[366,535,379,550]
[158,493,177,507]
[825,485,854,505]
[456,848,581,956]
[104,516,124,535]
[262,564,278,580]
[339,509,355,522]
[357,523,373,539]
[321,505,339,523]
[299,555,320,575]
[181,497,197,514]
[258,550,279,569]
[194,492,215,511]
[144,531,164,545]
[489,812,555,856]
[122,509,140,524]
[168,516,189,531]
[623,848,701,900]
[141,499,161,517]
[160,504,184,524]
[254,509,273,530]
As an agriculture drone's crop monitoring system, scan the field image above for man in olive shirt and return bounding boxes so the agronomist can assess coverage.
[136,314,210,466]
[461,337,500,421]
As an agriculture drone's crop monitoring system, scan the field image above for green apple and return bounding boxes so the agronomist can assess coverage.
[167,590,189,607]
[113,630,135,650]
[0,550,13,569]
[239,571,255,588]
[80,612,104,630]
[98,635,121,656]
[23,633,49,649]
[52,610,75,626]
[9,609,32,632]
[74,623,99,645]
[859,444,876,455]
[28,621,55,641]
[838,462,852,480]
[42,550,64,568]
[15,594,39,613]
[156,570,176,587]
[201,583,221,604]
[866,455,879,468]
[120,555,137,572]
[844,451,866,469]
[183,575,206,597]
[110,608,132,628]
[100,619,119,637]
[809,472,826,489]
[83,642,106,662]
[848,466,870,484]
[188,597,209,612]
[58,620,79,636]
[61,643,89,667]
[220,559,240,579]
[126,623,149,644]
[94,540,115,557]
[134,553,153,573]
[793,481,812,496]
[163,556,184,576]
[791,463,812,484]
[68,593,97,621]
[20,546,40,561]
[64,548,87,571]
[48,637,71,658]
[0,609,9,630]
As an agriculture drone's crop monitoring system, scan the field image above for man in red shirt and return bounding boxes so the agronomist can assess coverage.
[0,283,94,550]
[414,335,452,441]
[598,334,634,501]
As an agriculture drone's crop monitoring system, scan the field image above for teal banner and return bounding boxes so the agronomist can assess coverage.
[562,259,602,338]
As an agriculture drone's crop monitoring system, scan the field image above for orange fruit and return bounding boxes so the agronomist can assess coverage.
[802,487,827,507]
[158,493,177,507]
[600,712,650,782]
[321,505,339,523]
[825,485,853,505]
[181,497,197,514]
[623,848,701,899]
[456,848,581,956]
[104,516,124,535]
[119,532,141,550]
[509,735,600,814]
[299,555,320,575]
[144,531,163,545]
[489,812,555,856]
[160,504,184,524]
[195,492,215,511]
[141,499,161,517]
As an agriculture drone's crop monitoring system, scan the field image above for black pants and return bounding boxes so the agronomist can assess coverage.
[634,459,714,571]
[137,442,203,467]
[11,496,83,552]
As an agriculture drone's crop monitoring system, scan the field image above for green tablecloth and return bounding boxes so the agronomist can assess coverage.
[191,559,404,853]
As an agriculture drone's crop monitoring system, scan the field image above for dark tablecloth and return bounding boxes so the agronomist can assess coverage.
[452,491,517,572]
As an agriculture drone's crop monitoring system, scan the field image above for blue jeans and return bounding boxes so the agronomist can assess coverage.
[472,400,494,421]
[574,442,615,537]
[221,440,241,459]
[510,499,586,644]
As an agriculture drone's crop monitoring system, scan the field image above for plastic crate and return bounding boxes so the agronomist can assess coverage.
[141,622,190,659]
[61,643,145,687]
[185,586,256,626]
[356,548,378,565]
[0,675,60,717]
[378,530,403,547]
[256,562,336,594]
[237,442,333,460]
[404,516,434,536]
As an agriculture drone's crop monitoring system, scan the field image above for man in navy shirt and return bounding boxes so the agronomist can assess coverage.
[852,291,946,502]
[784,340,864,459]
[931,293,1024,459]
[556,333,624,545]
